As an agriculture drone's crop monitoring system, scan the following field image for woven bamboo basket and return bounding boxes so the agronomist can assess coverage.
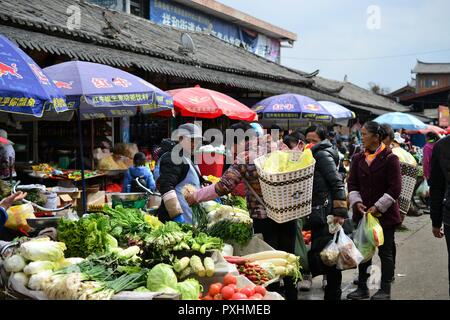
[254,151,316,224]
[399,163,419,215]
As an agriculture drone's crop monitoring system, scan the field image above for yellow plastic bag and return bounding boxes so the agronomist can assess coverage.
[262,149,314,174]
[367,212,384,247]
[5,203,36,233]
[392,147,417,167]
[354,212,384,263]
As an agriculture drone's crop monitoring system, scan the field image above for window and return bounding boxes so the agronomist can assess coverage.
[424,78,439,88]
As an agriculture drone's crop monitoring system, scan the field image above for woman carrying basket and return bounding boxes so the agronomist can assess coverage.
[185,122,300,300]
[347,121,402,300]
[304,126,349,300]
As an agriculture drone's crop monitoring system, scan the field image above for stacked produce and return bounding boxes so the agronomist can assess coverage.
[104,206,160,246]
[221,194,248,211]
[201,273,267,300]
[243,251,302,283]
[57,213,118,258]
[146,263,202,300]
[224,256,271,285]
[144,221,223,257]
[173,255,215,279]
[3,237,79,291]
[182,185,254,246]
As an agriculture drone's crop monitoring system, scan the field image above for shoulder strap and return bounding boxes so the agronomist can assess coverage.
[242,178,265,208]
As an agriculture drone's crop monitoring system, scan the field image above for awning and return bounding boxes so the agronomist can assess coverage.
[348,104,387,115]
[0,24,346,103]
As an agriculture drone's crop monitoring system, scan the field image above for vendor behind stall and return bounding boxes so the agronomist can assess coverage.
[157,123,204,224]
[122,152,156,193]
[0,130,16,180]
[98,143,133,171]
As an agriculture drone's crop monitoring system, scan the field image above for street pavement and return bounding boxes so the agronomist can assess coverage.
[298,214,449,300]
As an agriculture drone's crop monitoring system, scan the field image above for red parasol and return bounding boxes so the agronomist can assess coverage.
[167,85,257,121]
[405,125,447,135]
[0,137,9,145]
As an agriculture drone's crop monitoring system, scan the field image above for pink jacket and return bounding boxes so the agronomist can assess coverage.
[423,142,434,180]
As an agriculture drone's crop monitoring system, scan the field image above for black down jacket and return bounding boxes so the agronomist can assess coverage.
[310,140,347,218]
[429,135,450,228]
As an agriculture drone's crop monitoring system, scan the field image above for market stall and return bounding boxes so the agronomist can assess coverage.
[40,61,173,213]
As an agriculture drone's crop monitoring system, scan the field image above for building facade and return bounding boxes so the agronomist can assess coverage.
[412,61,450,94]
[87,0,297,63]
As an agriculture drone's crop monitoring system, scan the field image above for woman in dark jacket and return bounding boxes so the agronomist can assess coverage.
[347,121,402,300]
[305,126,348,300]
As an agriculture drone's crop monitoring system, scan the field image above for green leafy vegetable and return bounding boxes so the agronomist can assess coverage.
[207,220,253,246]
[146,263,178,293]
[176,279,202,300]
[57,214,113,258]
[19,237,66,262]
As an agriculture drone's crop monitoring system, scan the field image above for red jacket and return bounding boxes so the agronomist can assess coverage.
[348,147,402,228]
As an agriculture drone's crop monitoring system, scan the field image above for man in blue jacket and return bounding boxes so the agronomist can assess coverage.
[122,152,156,193]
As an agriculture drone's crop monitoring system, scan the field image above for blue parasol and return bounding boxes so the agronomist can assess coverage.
[253,93,331,121]
[43,61,173,120]
[0,35,67,116]
[374,112,428,130]
[317,101,355,120]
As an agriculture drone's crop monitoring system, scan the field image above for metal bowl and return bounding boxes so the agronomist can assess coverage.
[26,217,61,230]
[110,193,147,202]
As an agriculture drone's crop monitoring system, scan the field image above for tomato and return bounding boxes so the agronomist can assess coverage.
[252,293,264,300]
[211,282,223,290]
[214,294,223,300]
[249,295,261,300]
[254,285,267,296]
[231,292,248,300]
[202,295,213,300]
[198,292,203,299]
[240,287,253,298]
[223,273,237,286]
[208,283,222,296]
[221,286,235,300]
[227,284,238,292]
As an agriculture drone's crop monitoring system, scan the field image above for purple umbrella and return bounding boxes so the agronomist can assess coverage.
[43,61,173,214]
[253,93,331,121]
[44,61,173,120]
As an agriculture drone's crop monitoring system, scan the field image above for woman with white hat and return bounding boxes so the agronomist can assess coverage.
[0,129,16,180]
[156,123,205,224]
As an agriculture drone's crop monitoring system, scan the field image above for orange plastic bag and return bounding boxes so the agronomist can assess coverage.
[5,203,35,235]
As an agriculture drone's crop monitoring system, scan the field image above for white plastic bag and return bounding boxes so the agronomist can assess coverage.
[336,231,364,270]
[320,232,340,267]
[417,179,429,198]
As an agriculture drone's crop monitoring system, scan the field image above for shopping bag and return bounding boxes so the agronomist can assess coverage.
[416,179,429,198]
[4,203,35,234]
[320,231,340,267]
[336,231,364,270]
[294,218,310,273]
[353,212,384,263]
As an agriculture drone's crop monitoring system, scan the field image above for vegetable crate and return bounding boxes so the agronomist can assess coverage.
[399,163,419,215]
[110,193,148,209]
[255,152,315,224]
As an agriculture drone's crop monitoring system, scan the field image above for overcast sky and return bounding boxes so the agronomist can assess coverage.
[219,0,450,92]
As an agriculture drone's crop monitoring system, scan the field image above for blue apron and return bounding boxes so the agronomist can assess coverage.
[175,156,201,224]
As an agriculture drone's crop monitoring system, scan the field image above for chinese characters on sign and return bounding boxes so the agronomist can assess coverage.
[149,0,280,63]
[0,96,36,107]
